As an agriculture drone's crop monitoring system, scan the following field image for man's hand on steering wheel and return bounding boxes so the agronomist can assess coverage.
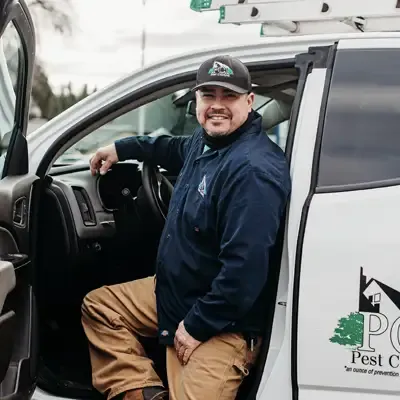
[89,144,174,225]
[90,144,119,176]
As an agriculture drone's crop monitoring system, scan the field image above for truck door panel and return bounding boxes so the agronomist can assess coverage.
[0,1,38,399]
[294,39,400,400]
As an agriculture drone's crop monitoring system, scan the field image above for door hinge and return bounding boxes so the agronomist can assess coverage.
[295,45,337,73]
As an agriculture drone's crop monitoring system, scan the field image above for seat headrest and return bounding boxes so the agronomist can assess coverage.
[261,99,291,131]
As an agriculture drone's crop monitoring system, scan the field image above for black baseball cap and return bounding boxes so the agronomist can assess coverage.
[191,55,252,94]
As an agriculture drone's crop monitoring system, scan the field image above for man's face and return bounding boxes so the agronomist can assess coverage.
[195,86,254,137]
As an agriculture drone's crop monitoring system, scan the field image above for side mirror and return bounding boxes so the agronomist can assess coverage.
[186,100,196,117]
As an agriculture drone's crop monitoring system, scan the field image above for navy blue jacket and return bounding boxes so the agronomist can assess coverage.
[115,111,291,345]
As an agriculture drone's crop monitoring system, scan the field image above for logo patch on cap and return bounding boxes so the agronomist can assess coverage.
[208,61,233,77]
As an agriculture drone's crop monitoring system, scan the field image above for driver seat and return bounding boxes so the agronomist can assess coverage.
[261,99,292,133]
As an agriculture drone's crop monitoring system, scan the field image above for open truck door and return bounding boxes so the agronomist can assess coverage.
[0,0,39,399]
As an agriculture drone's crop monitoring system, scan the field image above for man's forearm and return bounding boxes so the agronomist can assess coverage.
[115,134,190,173]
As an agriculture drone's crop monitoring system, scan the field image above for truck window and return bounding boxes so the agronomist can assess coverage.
[317,48,400,189]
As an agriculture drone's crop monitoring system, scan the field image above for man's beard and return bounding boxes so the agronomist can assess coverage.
[205,129,230,137]
[204,110,231,138]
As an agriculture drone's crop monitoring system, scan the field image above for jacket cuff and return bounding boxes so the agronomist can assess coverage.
[114,137,137,162]
[183,309,215,342]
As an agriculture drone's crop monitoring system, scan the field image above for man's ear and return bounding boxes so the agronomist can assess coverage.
[247,92,255,110]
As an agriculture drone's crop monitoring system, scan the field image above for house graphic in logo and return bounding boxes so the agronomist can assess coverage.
[358,268,400,316]
[208,61,233,77]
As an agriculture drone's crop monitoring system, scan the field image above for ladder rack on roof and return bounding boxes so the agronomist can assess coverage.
[190,0,400,37]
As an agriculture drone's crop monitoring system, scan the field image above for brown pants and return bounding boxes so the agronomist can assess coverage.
[81,276,261,400]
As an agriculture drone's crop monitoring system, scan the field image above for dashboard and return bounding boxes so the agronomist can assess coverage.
[36,163,165,332]
[47,162,147,244]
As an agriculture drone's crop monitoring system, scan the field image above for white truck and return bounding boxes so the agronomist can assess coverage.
[1,1,400,400]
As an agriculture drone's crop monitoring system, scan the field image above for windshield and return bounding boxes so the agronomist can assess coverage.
[55,90,196,166]
[58,126,136,165]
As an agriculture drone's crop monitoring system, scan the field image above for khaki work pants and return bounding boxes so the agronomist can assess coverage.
[81,276,261,400]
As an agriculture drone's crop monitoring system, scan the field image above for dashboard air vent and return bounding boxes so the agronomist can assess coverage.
[72,187,96,226]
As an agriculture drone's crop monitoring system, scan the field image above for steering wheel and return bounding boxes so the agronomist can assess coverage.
[141,161,174,226]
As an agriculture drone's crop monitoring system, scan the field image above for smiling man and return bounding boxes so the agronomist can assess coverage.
[194,58,253,138]
[82,55,291,400]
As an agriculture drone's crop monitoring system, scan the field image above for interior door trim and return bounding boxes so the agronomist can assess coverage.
[0,262,16,312]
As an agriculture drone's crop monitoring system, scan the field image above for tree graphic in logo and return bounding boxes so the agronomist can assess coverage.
[330,312,364,348]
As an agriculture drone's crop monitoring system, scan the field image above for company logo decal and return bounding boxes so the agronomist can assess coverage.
[330,267,400,378]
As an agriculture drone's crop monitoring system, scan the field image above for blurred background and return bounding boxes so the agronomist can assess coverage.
[27,0,265,133]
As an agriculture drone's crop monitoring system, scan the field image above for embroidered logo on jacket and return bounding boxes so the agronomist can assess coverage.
[198,175,207,197]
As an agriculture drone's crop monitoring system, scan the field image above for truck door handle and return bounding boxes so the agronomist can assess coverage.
[13,197,27,227]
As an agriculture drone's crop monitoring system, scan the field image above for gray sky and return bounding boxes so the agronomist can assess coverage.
[37,0,265,90]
